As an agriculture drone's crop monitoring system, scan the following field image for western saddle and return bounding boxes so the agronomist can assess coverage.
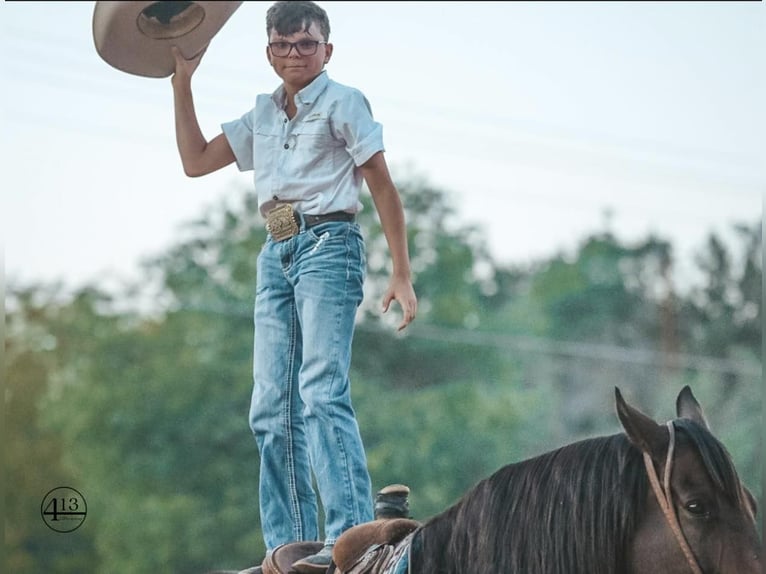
[261,485,419,574]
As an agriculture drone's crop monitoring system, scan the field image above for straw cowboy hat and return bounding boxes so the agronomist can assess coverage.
[93,1,243,78]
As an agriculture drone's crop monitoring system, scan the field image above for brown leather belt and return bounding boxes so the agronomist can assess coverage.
[266,203,355,241]
[303,211,355,227]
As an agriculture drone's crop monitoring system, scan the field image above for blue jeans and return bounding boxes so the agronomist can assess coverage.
[250,220,374,550]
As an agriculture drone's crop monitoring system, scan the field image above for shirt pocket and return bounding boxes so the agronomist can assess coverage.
[253,124,279,174]
[293,113,340,154]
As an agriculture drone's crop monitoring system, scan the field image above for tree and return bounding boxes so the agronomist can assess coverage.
[354,175,517,388]
[5,286,101,573]
[681,222,761,360]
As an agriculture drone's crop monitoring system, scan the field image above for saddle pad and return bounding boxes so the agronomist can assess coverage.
[263,541,325,574]
[333,519,420,571]
[338,530,416,574]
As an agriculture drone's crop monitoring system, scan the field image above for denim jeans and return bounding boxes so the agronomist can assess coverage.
[250,220,374,550]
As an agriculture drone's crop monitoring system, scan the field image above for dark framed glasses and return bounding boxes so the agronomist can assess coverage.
[268,40,327,57]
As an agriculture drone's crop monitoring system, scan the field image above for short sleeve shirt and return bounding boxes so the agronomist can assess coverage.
[221,71,384,217]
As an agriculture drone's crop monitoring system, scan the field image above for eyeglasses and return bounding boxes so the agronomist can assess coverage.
[268,40,327,57]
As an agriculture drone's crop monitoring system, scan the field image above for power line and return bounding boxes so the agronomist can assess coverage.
[136,300,760,378]
[404,324,761,378]
[4,17,763,192]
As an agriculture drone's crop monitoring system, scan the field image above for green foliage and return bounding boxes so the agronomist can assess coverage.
[530,233,673,346]
[5,178,760,572]
[682,224,762,359]
[42,304,260,573]
[356,374,537,519]
[354,178,516,388]
[5,286,100,573]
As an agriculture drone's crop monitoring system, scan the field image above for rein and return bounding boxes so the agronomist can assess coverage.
[642,421,703,574]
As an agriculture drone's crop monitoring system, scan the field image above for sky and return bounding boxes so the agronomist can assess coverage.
[3,1,764,295]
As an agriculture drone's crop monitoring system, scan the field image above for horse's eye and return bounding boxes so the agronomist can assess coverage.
[684,500,709,517]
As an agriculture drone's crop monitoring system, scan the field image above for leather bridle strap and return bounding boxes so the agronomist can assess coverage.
[642,421,703,574]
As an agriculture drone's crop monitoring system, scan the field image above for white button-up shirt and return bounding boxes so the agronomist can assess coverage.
[222,71,384,218]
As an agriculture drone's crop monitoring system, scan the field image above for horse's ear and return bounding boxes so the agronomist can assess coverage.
[676,385,710,430]
[615,387,667,455]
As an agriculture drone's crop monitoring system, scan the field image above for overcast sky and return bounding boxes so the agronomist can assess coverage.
[3,1,764,294]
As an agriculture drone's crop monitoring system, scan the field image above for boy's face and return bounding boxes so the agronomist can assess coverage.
[267,20,332,92]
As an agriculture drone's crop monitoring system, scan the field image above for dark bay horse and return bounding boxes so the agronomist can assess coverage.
[409,385,760,573]
[213,386,760,573]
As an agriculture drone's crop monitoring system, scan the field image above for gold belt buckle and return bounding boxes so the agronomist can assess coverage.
[266,203,299,241]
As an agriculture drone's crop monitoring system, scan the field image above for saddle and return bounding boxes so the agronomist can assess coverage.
[262,541,327,574]
[261,520,420,574]
[262,485,417,574]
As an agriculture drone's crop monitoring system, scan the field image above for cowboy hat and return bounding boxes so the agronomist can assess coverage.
[93,1,243,78]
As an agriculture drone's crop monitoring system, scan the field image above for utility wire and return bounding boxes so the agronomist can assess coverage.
[404,323,761,378]
[4,22,762,192]
[149,300,760,378]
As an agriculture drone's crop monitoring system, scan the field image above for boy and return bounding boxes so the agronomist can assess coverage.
[170,1,417,570]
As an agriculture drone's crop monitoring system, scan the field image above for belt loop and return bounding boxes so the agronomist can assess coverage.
[294,210,307,232]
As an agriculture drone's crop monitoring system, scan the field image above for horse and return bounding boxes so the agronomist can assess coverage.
[214,385,761,574]
[407,385,761,574]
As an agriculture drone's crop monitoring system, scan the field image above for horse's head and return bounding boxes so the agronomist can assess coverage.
[616,386,761,574]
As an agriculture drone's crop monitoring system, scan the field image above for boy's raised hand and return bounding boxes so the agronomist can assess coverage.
[171,45,207,84]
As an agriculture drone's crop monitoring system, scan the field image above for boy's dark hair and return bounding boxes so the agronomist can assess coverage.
[266,1,331,41]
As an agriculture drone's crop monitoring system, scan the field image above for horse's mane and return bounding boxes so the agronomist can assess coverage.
[414,432,645,574]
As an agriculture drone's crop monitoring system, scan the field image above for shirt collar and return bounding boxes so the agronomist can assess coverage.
[271,70,330,109]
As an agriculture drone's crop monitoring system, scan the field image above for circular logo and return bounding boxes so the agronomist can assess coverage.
[41,487,87,533]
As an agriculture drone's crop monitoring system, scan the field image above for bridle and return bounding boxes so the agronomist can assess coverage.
[642,421,704,574]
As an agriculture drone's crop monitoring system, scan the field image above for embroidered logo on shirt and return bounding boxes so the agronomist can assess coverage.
[304,112,325,122]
